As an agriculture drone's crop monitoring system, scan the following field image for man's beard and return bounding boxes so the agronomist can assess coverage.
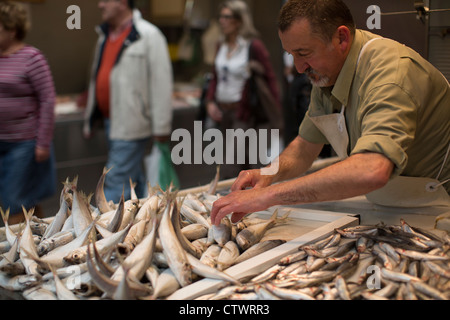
[305,68,330,87]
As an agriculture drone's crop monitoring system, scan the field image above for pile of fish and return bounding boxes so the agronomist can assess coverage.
[197,220,450,300]
[0,168,289,300]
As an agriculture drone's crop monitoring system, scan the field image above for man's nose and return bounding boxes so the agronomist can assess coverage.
[295,58,310,74]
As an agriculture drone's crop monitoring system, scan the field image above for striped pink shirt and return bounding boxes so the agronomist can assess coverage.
[0,45,55,149]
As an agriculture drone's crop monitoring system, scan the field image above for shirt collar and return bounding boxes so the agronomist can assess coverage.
[330,29,365,107]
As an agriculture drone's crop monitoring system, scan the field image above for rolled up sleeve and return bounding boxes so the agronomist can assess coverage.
[350,84,418,177]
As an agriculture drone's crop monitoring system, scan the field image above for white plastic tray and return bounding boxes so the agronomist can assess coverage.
[167,206,359,300]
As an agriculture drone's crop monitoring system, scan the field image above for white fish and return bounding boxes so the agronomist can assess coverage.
[37,229,76,256]
[111,218,158,282]
[117,200,139,231]
[150,268,180,300]
[19,207,40,276]
[212,216,232,247]
[106,194,124,232]
[95,167,113,214]
[39,221,96,268]
[200,245,221,268]
[186,253,242,286]
[207,165,220,195]
[217,241,240,271]
[263,282,315,300]
[181,224,208,241]
[50,265,80,300]
[183,193,208,213]
[0,207,19,246]
[171,199,204,259]
[236,210,278,251]
[0,272,41,292]
[71,190,94,237]
[134,194,159,224]
[158,194,192,287]
[235,240,284,265]
[85,242,151,299]
[180,204,211,229]
[63,224,131,265]
[394,248,449,261]
[117,219,148,255]
[42,197,69,240]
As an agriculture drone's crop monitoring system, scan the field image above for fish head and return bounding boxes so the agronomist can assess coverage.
[64,249,86,265]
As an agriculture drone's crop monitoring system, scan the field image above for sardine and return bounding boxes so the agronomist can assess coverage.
[95,167,113,214]
[423,261,450,279]
[50,265,79,300]
[117,219,147,255]
[207,165,220,195]
[185,252,241,286]
[71,190,94,237]
[235,240,285,265]
[86,242,151,299]
[0,272,41,292]
[381,267,421,283]
[117,200,139,231]
[217,241,240,271]
[39,221,96,268]
[158,194,192,287]
[263,282,315,300]
[150,268,181,299]
[395,248,449,261]
[181,224,208,241]
[106,194,124,233]
[236,210,278,251]
[19,207,40,276]
[171,198,204,259]
[112,218,158,282]
[37,229,76,256]
[410,280,448,300]
[335,275,351,300]
[0,207,18,246]
[279,250,307,265]
[250,264,284,283]
[200,245,221,268]
[212,216,232,247]
[42,198,69,240]
[63,224,131,265]
[180,204,211,229]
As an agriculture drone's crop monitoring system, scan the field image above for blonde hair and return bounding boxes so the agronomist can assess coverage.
[219,0,259,40]
[0,1,30,41]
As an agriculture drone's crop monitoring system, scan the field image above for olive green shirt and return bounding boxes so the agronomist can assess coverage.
[299,30,450,193]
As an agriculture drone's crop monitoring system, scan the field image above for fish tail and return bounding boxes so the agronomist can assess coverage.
[21,206,35,223]
[0,207,10,223]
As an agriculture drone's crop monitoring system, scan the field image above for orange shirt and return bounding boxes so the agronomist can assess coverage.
[96,25,132,118]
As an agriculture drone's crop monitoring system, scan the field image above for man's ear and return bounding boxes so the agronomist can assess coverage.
[336,26,351,53]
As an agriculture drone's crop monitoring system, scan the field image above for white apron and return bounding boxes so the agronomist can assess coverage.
[309,38,450,208]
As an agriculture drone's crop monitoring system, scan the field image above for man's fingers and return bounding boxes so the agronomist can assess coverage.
[230,212,247,224]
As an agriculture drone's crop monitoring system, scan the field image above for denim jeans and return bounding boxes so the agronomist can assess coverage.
[0,140,56,214]
[103,120,150,203]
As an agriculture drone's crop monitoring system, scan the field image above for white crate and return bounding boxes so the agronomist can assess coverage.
[167,206,359,300]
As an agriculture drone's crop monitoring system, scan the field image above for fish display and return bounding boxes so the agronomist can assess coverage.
[0,168,286,300]
[199,220,450,300]
[0,168,448,300]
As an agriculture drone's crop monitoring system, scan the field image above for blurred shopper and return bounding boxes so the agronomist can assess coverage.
[84,0,173,203]
[205,0,282,179]
[0,1,56,224]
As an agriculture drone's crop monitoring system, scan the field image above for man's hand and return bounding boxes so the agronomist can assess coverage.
[210,186,274,226]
